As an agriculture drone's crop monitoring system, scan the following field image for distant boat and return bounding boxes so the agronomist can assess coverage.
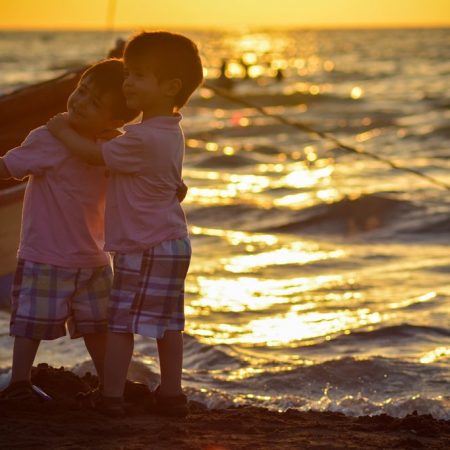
[0,67,86,306]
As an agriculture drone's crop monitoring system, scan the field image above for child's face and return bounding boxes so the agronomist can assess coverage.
[67,75,118,136]
[122,61,166,113]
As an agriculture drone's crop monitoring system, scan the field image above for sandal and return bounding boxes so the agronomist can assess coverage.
[92,393,126,418]
[0,380,51,402]
[76,385,101,407]
[124,379,153,403]
[146,385,188,417]
[76,380,151,404]
[75,383,125,418]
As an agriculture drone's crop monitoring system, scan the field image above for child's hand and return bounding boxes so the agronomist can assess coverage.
[46,113,70,137]
[176,180,188,202]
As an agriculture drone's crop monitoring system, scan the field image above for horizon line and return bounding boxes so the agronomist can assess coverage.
[1,23,449,32]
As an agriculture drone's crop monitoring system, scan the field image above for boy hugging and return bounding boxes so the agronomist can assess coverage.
[1,31,203,419]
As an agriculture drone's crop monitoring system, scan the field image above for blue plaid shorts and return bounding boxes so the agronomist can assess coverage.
[109,238,191,338]
[10,259,112,340]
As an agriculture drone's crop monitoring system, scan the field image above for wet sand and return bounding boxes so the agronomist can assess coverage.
[1,364,449,449]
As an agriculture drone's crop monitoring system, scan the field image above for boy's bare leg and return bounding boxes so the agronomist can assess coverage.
[10,336,40,384]
[157,330,183,396]
[83,332,107,384]
[102,332,134,398]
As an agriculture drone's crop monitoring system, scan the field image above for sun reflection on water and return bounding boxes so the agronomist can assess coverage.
[181,31,450,373]
[419,347,450,364]
[190,226,278,246]
[184,159,335,208]
[188,305,386,347]
[224,243,344,272]
[243,307,385,346]
[388,292,437,310]
[189,275,344,314]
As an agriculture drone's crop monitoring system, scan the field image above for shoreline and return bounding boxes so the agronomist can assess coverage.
[1,364,449,449]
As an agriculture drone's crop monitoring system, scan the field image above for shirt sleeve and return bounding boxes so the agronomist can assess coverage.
[2,128,57,180]
[101,129,147,174]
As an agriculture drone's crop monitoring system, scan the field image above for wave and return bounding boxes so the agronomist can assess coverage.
[432,125,450,139]
[189,90,358,110]
[187,122,314,140]
[406,215,450,234]
[187,203,283,230]
[324,69,394,82]
[262,194,415,235]
[48,60,86,71]
[183,335,244,370]
[118,352,450,418]
[194,153,258,168]
[300,324,450,354]
[331,323,450,342]
[187,194,419,236]
[89,350,450,419]
[187,386,449,419]
[0,56,20,63]
[241,356,447,390]
[2,336,448,418]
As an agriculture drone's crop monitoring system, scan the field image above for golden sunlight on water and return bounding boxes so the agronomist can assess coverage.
[190,226,279,246]
[186,208,449,349]
[184,220,381,347]
[238,308,385,346]
[175,30,450,385]
[184,160,335,208]
[387,292,437,310]
[419,347,450,364]
[223,244,344,273]
[202,31,332,82]
[189,274,344,313]
[188,304,386,347]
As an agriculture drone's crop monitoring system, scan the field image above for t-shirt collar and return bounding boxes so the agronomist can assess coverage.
[129,112,182,130]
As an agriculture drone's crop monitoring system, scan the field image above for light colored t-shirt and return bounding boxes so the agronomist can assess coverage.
[3,126,109,268]
[101,113,188,252]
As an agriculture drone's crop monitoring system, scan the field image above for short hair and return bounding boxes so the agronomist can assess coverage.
[124,31,204,110]
[80,59,138,122]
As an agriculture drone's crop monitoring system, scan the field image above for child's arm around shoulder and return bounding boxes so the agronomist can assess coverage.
[46,113,104,165]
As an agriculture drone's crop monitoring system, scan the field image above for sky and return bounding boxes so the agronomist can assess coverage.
[1,0,449,30]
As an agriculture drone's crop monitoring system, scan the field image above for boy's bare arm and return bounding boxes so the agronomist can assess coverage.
[0,158,12,179]
[46,113,105,165]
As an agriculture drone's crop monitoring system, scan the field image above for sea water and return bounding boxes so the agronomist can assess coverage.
[0,28,449,418]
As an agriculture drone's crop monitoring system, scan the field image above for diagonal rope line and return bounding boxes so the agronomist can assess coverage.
[204,83,450,191]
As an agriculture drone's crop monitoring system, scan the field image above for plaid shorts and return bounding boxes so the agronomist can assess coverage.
[10,259,112,340]
[109,237,191,338]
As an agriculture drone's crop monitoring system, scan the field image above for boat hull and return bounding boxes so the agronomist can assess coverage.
[0,69,83,308]
[0,185,25,307]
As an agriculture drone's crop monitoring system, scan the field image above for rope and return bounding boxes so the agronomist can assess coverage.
[203,83,450,191]
[106,0,117,31]
[103,0,118,54]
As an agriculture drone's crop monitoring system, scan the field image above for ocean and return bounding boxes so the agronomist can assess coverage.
[0,28,449,419]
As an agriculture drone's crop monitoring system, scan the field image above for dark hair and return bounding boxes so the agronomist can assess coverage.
[80,59,138,122]
[124,31,204,110]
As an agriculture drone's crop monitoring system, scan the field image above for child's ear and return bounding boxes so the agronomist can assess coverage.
[165,78,182,97]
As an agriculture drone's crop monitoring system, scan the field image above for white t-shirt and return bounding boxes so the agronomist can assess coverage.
[3,126,109,267]
[101,113,188,252]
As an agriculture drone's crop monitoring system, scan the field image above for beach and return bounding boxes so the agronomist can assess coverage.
[1,27,449,428]
[1,364,449,450]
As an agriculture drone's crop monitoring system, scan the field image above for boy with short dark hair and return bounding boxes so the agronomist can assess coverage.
[47,31,203,417]
[0,59,138,400]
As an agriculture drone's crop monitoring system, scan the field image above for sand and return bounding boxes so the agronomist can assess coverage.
[0,364,449,450]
